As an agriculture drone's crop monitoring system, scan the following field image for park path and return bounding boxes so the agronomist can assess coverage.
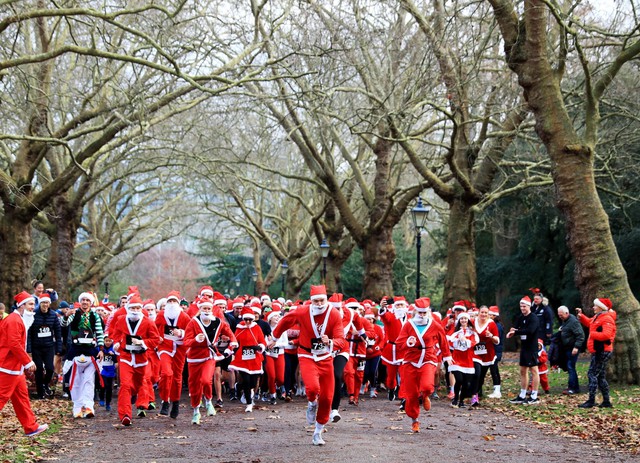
[48,392,637,463]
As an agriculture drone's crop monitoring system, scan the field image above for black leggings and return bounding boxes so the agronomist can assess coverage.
[32,346,55,395]
[284,353,299,394]
[475,364,492,396]
[331,355,348,410]
[453,371,475,403]
[99,376,114,404]
[239,371,259,405]
[490,362,501,386]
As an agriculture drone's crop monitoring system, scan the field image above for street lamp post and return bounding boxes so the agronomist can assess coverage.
[320,239,330,285]
[234,276,241,296]
[411,197,430,300]
[281,260,289,297]
[252,270,258,296]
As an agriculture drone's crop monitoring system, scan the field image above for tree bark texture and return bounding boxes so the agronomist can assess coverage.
[0,215,33,304]
[442,200,477,309]
[361,226,395,299]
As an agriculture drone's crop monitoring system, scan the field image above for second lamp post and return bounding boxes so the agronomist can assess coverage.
[411,197,430,301]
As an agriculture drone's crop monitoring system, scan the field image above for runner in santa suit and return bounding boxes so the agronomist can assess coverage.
[155,290,191,418]
[110,295,161,425]
[363,308,386,398]
[184,297,237,424]
[379,296,409,402]
[396,297,452,433]
[343,298,374,407]
[272,285,347,446]
[471,305,500,405]
[264,305,286,405]
[447,311,479,408]
[0,292,48,436]
[142,299,159,410]
[229,307,267,413]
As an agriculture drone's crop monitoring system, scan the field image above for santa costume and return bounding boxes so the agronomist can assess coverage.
[447,311,479,408]
[395,297,451,433]
[265,308,286,404]
[0,292,48,436]
[342,298,374,406]
[272,285,347,446]
[379,296,409,401]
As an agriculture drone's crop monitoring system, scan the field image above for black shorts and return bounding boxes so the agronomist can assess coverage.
[216,356,232,372]
[519,349,538,367]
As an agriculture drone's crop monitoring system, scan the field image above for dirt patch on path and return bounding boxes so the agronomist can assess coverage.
[49,393,637,463]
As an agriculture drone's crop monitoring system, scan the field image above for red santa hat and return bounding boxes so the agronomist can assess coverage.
[260,292,271,303]
[232,298,244,309]
[267,310,281,323]
[250,301,262,316]
[166,290,181,302]
[362,299,374,309]
[452,300,466,311]
[241,306,256,320]
[38,293,52,304]
[456,311,471,321]
[364,308,375,319]
[432,311,442,320]
[127,294,143,309]
[414,297,431,311]
[78,292,95,304]
[199,285,214,297]
[344,298,361,310]
[127,286,140,301]
[489,305,500,316]
[594,298,613,311]
[272,301,283,311]
[143,299,156,310]
[328,293,343,308]
[393,296,407,306]
[212,291,226,306]
[15,291,35,308]
[520,296,532,306]
[310,285,327,300]
[197,296,214,309]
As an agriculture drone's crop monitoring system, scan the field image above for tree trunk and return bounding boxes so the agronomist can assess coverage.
[0,214,33,304]
[362,226,395,300]
[442,199,477,308]
[44,197,80,300]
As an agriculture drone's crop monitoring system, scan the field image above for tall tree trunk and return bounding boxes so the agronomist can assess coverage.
[44,197,80,300]
[362,226,395,300]
[442,200,477,308]
[0,214,33,304]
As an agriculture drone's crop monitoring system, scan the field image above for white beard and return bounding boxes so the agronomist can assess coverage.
[21,310,35,331]
[310,304,327,316]
[413,315,430,326]
[165,303,181,320]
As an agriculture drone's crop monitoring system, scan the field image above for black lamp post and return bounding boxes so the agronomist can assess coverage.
[252,270,258,296]
[411,197,430,300]
[234,276,241,296]
[281,260,289,297]
[320,239,330,285]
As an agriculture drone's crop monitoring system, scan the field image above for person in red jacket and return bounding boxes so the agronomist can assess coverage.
[229,306,267,413]
[363,308,386,398]
[0,292,48,436]
[110,295,161,426]
[272,285,347,446]
[343,298,375,407]
[155,290,191,418]
[447,311,478,408]
[184,297,237,424]
[396,297,451,433]
[379,296,409,402]
[576,298,617,408]
[471,305,500,405]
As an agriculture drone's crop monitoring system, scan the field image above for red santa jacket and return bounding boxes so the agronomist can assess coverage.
[184,315,237,363]
[111,316,161,368]
[379,309,406,365]
[0,312,34,375]
[578,311,617,354]
[537,343,549,375]
[342,308,372,358]
[155,310,191,357]
[273,305,346,362]
[472,318,499,366]
[447,328,479,374]
[396,318,452,368]
[365,322,386,360]
[229,321,266,374]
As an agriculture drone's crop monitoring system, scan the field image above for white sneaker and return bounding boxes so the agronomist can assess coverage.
[306,401,318,425]
[26,424,48,437]
[359,385,365,395]
[240,393,247,404]
[330,409,341,423]
[245,403,254,413]
[312,431,325,446]
[488,390,502,399]
[206,401,216,416]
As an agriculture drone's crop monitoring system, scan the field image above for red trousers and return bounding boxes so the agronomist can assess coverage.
[188,360,215,408]
[298,356,334,425]
[265,355,285,394]
[0,372,39,434]
[343,356,365,399]
[401,363,437,421]
[158,350,186,402]
[384,362,401,391]
[118,363,147,420]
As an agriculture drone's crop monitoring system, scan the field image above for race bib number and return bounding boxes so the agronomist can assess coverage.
[102,358,114,366]
[269,347,280,355]
[242,347,256,360]
[38,327,52,338]
[474,343,487,355]
[164,325,180,341]
[357,360,366,371]
[520,335,527,341]
[311,337,329,355]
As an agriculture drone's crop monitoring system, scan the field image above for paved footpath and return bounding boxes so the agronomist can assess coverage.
[51,393,638,463]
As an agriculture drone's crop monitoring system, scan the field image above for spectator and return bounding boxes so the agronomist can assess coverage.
[576,298,617,408]
[557,306,584,395]
[531,291,554,345]
[0,302,7,319]
[506,296,540,405]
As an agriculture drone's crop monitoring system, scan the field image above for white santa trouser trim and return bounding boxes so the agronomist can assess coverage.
[71,360,96,415]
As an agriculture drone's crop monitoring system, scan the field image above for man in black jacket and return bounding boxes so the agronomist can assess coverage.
[27,293,62,399]
[506,296,540,405]
[531,292,554,345]
[557,306,585,394]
